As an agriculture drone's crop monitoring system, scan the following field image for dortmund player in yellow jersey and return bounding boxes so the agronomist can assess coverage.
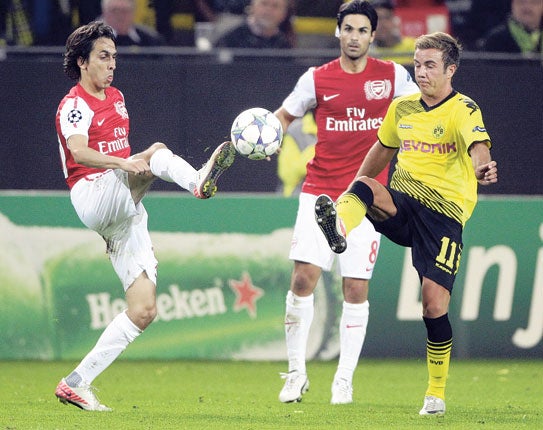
[314,32,498,416]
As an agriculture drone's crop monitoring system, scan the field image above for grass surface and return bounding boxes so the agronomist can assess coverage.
[1,359,541,429]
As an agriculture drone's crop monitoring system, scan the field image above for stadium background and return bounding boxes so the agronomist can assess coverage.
[0,49,541,361]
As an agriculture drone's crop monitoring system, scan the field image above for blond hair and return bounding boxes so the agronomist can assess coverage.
[415,32,462,69]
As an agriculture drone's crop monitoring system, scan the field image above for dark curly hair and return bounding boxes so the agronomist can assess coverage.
[63,21,116,81]
[337,0,378,33]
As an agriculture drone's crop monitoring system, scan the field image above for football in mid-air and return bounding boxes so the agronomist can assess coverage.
[230,107,283,160]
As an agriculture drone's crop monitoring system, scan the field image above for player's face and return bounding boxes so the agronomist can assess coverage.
[79,37,117,95]
[338,14,375,61]
[413,48,455,102]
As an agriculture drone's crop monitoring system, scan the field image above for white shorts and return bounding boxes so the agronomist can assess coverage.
[289,193,381,279]
[70,169,158,290]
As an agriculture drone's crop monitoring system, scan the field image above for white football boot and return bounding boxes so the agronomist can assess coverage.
[279,371,309,403]
[194,141,236,199]
[419,395,446,416]
[331,377,353,405]
[55,378,112,412]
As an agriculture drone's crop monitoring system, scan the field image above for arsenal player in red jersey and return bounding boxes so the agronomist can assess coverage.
[54,21,235,411]
[274,0,418,405]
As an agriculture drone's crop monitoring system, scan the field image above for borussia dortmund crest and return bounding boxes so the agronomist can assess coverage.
[433,124,445,139]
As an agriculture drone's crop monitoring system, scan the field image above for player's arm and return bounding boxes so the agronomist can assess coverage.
[355,140,397,179]
[393,63,419,97]
[468,140,498,185]
[274,107,297,135]
[67,134,150,175]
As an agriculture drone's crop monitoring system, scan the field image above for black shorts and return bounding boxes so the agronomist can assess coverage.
[368,188,463,292]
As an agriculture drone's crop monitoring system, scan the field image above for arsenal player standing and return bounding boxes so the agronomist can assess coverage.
[274,0,418,405]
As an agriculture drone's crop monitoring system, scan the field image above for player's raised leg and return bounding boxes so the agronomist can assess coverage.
[314,194,347,254]
[148,141,235,199]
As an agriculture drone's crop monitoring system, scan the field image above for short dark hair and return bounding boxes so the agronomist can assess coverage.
[415,32,462,69]
[337,0,378,33]
[63,21,116,81]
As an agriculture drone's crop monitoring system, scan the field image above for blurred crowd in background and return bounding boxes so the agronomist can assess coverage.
[0,0,541,55]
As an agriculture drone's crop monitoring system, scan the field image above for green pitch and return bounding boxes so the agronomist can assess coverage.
[0,359,541,429]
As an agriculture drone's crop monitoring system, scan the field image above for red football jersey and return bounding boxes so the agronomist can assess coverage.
[56,84,131,189]
[282,57,418,200]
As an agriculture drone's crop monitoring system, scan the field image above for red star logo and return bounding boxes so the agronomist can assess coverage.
[228,272,264,318]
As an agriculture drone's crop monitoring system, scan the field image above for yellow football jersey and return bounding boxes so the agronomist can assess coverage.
[378,91,491,226]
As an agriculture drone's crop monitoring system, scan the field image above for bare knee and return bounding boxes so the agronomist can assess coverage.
[343,278,369,303]
[422,301,449,319]
[139,303,157,328]
[421,278,450,318]
[125,273,158,330]
[127,303,157,330]
[290,262,320,296]
[356,175,371,183]
[355,176,380,193]
[131,142,168,166]
[148,142,168,155]
[352,175,396,219]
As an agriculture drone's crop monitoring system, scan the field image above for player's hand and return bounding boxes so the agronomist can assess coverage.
[263,146,281,162]
[123,158,151,176]
[475,160,498,185]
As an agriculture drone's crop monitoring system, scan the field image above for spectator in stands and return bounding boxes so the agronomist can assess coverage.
[193,0,250,45]
[0,0,33,46]
[370,0,415,64]
[100,0,165,46]
[214,0,294,48]
[478,0,542,54]
[460,0,510,50]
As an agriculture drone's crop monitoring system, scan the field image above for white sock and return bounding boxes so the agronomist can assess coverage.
[149,148,198,191]
[72,311,141,385]
[335,301,369,384]
[285,290,314,375]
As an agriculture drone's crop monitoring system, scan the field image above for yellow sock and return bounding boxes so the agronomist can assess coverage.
[425,339,452,399]
[335,193,367,236]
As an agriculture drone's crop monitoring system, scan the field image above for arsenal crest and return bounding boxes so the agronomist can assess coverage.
[364,80,392,100]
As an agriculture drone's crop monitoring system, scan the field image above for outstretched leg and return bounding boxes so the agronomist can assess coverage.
[146,141,236,199]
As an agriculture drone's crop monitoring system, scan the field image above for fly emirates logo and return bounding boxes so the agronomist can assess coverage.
[97,126,129,154]
[325,108,383,132]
